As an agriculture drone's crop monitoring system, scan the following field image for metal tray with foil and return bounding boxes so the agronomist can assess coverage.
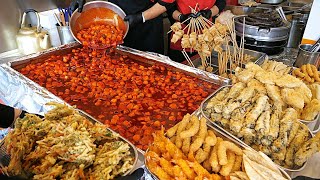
[200,85,312,172]
[190,45,266,75]
[144,110,291,180]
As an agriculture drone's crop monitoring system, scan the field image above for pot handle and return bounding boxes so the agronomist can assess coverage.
[258,26,271,33]
[21,9,41,33]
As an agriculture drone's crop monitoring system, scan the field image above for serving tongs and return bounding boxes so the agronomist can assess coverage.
[276,6,287,22]
[310,37,320,53]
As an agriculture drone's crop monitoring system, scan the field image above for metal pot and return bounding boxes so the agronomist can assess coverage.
[259,0,283,4]
[70,1,129,46]
[234,16,291,42]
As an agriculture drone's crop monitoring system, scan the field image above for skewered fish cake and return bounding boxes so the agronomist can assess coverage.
[171,22,182,32]
[181,35,191,49]
[171,30,184,43]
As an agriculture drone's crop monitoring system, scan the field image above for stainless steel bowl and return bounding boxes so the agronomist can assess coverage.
[69,1,129,45]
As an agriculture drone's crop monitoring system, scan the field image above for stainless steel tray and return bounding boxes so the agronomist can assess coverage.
[200,85,311,172]
[144,109,291,180]
[191,45,266,74]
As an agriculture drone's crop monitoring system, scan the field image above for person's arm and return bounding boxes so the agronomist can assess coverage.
[142,3,167,21]
[0,104,22,128]
[124,1,175,26]
[199,0,226,19]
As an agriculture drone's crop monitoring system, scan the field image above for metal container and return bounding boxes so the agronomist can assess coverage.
[69,1,129,45]
[294,44,320,67]
[260,0,283,4]
[190,45,266,74]
[201,85,311,172]
[144,110,291,180]
[234,16,291,42]
[57,26,75,45]
[287,14,308,48]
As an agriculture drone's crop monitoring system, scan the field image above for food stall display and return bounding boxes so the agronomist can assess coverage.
[12,44,225,150]
[202,62,320,169]
[145,114,290,179]
[1,103,137,179]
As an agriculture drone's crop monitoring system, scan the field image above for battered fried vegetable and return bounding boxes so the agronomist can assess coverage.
[3,103,134,179]
[294,132,320,166]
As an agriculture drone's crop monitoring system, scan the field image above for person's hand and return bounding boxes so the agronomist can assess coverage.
[179,13,198,23]
[199,9,213,19]
[70,0,86,13]
[124,13,143,27]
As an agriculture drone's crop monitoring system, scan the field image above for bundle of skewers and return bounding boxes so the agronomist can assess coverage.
[170,8,253,78]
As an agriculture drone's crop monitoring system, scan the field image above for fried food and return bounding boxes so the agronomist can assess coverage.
[220,151,236,176]
[281,88,305,109]
[309,83,320,100]
[209,137,224,173]
[218,141,243,165]
[295,131,320,166]
[3,103,134,179]
[180,115,200,139]
[275,74,304,88]
[261,60,291,75]
[293,64,320,84]
[189,117,207,153]
[175,113,191,148]
[285,124,309,167]
[300,99,320,121]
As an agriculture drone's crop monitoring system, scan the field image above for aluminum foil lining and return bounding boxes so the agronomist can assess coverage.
[0,64,65,115]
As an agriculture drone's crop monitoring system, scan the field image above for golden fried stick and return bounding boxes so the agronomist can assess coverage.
[302,65,313,83]
[209,137,223,173]
[311,65,320,82]
[220,151,236,176]
[188,161,211,177]
[146,151,171,180]
[159,158,175,177]
[218,141,243,165]
[167,124,179,138]
[189,117,207,153]
[306,64,314,77]
[180,115,200,139]
[175,114,191,148]
[172,158,196,179]
[172,165,187,180]
[232,155,243,172]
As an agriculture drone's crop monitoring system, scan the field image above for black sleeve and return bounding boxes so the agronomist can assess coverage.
[166,3,177,24]
[215,0,226,13]
[0,104,15,128]
[158,0,175,10]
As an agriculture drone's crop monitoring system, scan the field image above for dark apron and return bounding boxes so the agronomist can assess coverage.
[109,0,164,54]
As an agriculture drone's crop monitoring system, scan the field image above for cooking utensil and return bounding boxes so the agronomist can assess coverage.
[69,1,129,49]
[310,37,320,52]
[294,44,320,67]
[276,6,288,21]
[16,9,51,55]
